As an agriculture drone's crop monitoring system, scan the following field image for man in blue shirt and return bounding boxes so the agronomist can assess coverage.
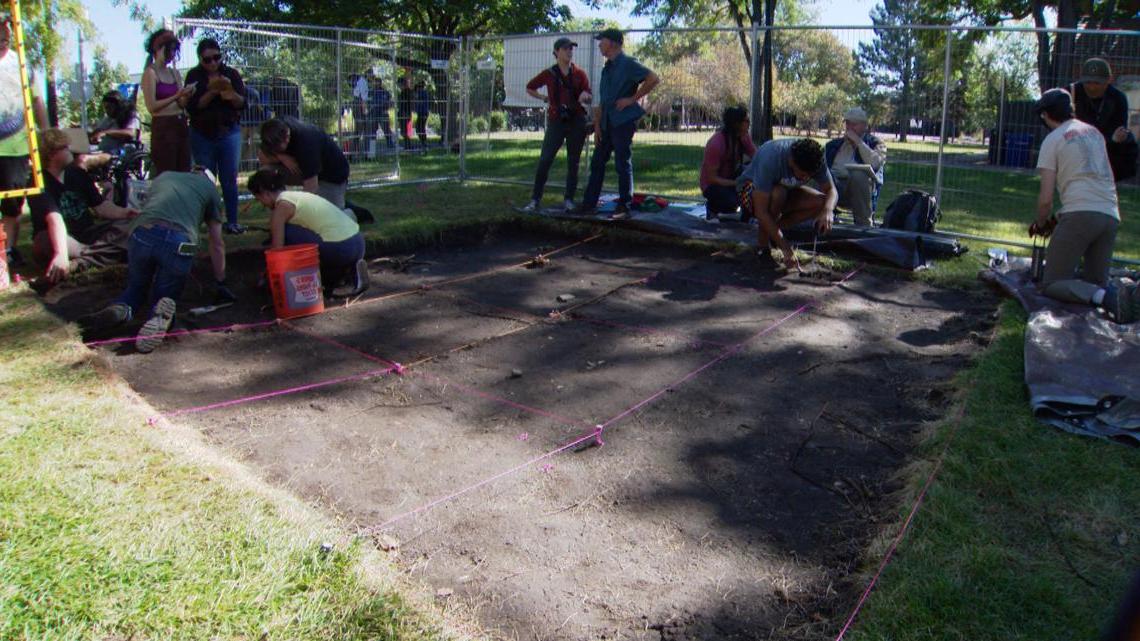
[738,138,835,270]
[573,28,660,219]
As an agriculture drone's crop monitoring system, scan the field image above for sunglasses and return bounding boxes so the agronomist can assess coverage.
[201,54,222,63]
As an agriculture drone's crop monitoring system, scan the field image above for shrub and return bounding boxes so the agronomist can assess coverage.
[489,110,507,133]
[468,115,488,134]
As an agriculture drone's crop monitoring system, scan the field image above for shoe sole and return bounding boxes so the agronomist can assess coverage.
[352,258,370,295]
[136,297,176,353]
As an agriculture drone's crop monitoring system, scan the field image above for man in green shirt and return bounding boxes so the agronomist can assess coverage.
[81,167,236,353]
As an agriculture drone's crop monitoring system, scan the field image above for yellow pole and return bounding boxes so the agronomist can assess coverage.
[1,0,43,199]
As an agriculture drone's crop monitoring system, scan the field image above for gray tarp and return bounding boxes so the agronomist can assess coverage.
[981,261,1140,445]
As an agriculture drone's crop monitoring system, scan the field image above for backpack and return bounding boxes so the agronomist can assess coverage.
[882,189,941,233]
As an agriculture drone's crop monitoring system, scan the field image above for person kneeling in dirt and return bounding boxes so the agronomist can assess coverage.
[737,138,835,270]
[1031,88,1137,323]
[80,167,236,353]
[248,167,368,297]
[29,129,139,288]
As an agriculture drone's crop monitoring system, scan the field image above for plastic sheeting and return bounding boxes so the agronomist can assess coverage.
[981,260,1140,445]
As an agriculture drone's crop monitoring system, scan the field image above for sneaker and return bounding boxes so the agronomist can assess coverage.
[79,303,131,330]
[563,199,575,212]
[1102,281,1137,324]
[349,258,370,296]
[135,297,176,353]
[520,199,539,213]
[610,203,631,220]
[223,222,246,235]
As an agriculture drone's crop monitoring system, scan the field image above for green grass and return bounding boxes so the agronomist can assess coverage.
[0,291,448,640]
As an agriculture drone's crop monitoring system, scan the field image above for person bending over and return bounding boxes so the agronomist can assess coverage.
[80,167,234,353]
[1031,88,1136,323]
[258,116,351,209]
[248,167,368,297]
[700,105,754,221]
[738,138,835,270]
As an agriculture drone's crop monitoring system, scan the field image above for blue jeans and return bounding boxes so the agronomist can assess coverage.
[283,224,365,291]
[581,119,637,208]
[190,125,241,225]
[115,224,195,315]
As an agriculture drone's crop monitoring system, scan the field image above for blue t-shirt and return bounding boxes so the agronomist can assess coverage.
[739,139,833,193]
[598,53,651,128]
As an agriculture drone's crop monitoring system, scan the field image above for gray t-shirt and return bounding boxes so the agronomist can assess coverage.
[130,172,222,245]
[739,138,833,193]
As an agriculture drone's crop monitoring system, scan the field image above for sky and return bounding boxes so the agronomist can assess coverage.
[76,0,880,74]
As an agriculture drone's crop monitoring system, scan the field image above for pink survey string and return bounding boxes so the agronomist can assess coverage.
[159,365,396,419]
[358,424,604,536]
[84,319,279,347]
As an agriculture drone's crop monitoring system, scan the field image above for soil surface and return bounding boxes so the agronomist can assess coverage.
[47,228,997,640]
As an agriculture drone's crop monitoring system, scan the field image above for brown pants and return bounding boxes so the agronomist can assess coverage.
[1041,210,1118,304]
[150,114,191,176]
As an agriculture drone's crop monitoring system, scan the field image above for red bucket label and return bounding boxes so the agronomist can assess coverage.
[284,268,322,306]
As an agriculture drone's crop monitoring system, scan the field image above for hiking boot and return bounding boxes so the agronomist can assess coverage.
[135,297,176,353]
[79,303,131,330]
[755,249,778,270]
[1102,280,1137,324]
[223,222,246,235]
[520,199,539,213]
[610,202,631,220]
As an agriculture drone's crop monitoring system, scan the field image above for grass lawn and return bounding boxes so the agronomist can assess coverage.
[3,137,1138,639]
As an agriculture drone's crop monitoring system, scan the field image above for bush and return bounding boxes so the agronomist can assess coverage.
[489,111,507,133]
[468,115,488,134]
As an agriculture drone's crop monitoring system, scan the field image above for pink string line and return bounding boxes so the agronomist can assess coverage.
[832,401,967,641]
[84,319,279,347]
[358,425,604,536]
[280,320,399,368]
[599,265,863,430]
[161,365,396,418]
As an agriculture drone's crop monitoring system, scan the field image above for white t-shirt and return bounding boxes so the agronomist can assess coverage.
[1036,118,1119,220]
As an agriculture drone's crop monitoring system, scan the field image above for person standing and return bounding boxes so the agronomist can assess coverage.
[369,76,395,150]
[1070,57,1138,183]
[1031,88,1135,323]
[520,37,592,213]
[397,75,414,150]
[184,38,247,234]
[141,29,194,176]
[414,81,430,149]
[0,16,48,267]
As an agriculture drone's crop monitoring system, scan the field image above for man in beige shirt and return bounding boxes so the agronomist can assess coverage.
[823,107,886,226]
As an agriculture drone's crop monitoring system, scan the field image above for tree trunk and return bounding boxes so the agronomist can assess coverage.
[760,0,775,142]
[1032,1,1052,92]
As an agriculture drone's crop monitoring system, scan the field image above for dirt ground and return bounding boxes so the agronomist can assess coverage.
[47,227,997,640]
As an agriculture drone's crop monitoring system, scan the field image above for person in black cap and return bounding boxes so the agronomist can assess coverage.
[573,28,660,219]
[521,37,593,213]
[1031,87,1136,323]
[1070,57,1137,182]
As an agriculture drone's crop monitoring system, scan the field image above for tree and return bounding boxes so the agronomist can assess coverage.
[83,46,130,123]
[857,0,929,142]
[13,0,92,126]
[960,31,1035,136]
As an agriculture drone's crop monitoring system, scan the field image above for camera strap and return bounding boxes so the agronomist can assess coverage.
[551,64,575,108]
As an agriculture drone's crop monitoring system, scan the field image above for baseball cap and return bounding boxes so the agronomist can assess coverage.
[1033,88,1073,117]
[595,28,624,46]
[553,37,577,51]
[843,107,869,123]
[1080,57,1112,83]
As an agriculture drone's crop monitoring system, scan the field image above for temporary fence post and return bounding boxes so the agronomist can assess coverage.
[459,36,470,182]
[997,75,1006,168]
[336,28,344,151]
[748,23,761,143]
[77,28,88,131]
[295,36,304,119]
[934,27,953,206]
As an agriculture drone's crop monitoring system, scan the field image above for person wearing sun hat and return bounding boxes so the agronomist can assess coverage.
[1070,57,1138,182]
[1031,87,1135,323]
[823,106,886,226]
[521,36,593,213]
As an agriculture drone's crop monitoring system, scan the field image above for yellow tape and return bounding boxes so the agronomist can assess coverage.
[0,0,43,200]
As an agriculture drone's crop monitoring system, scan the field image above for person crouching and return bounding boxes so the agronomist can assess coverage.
[247,167,368,297]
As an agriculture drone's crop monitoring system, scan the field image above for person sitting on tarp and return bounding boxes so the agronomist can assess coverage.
[737,137,835,270]
[248,167,368,298]
[1070,58,1138,183]
[1031,88,1136,323]
[79,167,235,353]
[90,91,140,155]
[29,129,139,287]
[699,105,754,221]
[824,107,886,226]
[258,116,351,209]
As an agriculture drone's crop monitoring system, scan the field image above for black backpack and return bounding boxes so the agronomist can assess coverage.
[882,189,941,233]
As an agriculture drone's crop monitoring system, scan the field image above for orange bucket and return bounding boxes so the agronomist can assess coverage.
[265,244,324,319]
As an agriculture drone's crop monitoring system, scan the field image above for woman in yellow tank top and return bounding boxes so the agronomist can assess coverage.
[248,167,368,296]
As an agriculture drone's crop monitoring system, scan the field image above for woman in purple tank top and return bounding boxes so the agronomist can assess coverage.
[141,29,193,176]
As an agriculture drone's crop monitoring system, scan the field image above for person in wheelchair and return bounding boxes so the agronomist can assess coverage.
[823,107,885,226]
[91,91,141,155]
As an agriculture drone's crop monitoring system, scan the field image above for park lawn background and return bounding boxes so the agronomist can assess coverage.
[3,138,1138,639]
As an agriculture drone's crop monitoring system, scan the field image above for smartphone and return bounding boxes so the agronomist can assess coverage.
[184,82,198,93]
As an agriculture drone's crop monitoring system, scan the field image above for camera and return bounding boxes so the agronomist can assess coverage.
[557,104,572,122]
